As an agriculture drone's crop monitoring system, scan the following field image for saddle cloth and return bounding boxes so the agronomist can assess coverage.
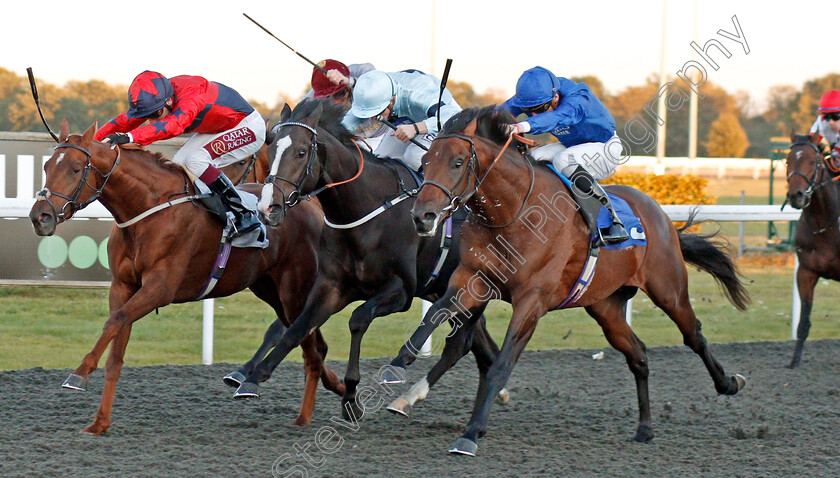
[545,163,647,250]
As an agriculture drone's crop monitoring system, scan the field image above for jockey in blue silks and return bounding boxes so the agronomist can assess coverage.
[500,66,629,244]
[342,70,461,171]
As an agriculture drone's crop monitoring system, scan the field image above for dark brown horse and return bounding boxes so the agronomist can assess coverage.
[234,99,503,421]
[404,106,749,456]
[29,120,342,434]
[784,132,840,367]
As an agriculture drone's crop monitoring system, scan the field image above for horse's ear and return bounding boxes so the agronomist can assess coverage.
[58,119,70,142]
[462,118,478,137]
[810,132,821,144]
[304,101,323,127]
[790,129,796,143]
[81,121,97,146]
[280,103,292,123]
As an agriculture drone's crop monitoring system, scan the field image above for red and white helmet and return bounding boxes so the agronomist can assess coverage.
[818,90,840,114]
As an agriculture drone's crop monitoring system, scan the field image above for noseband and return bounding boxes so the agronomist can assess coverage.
[36,142,120,220]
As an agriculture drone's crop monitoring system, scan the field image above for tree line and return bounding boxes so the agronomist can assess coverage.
[1,66,836,158]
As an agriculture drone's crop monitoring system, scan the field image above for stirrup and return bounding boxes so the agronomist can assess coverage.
[600,222,629,244]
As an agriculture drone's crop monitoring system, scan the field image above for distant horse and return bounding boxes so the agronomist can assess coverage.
[234,99,504,420]
[404,106,749,456]
[29,120,342,434]
[784,132,840,367]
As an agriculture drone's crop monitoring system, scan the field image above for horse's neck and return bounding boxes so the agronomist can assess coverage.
[318,146,404,223]
[94,146,187,224]
[469,148,537,227]
[805,181,840,230]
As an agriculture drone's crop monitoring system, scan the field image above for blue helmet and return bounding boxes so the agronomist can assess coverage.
[127,71,174,119]
[509,66,558,108]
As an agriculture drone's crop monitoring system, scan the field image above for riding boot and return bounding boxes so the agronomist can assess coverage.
[207,172,262,237]
[569,166,629,245]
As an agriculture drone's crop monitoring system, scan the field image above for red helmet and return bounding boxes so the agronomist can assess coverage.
[127,71,173,119]
[818,90,840,114]
[312,59,350,98]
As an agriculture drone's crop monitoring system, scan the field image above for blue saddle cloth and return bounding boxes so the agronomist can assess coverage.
[545,164,646,250]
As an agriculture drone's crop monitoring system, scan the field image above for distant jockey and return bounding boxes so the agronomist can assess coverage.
[342,70,462,171]
[500,66,629,245]
[810,90,840,160]
[95,71,264,237]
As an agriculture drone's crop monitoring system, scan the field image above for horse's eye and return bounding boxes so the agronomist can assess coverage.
[297,149,307,158]
[72,167,81,175]
[239,159,247,166]
[453,158,464,168]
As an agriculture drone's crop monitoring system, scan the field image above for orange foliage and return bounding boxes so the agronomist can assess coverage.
[602,173,715,206]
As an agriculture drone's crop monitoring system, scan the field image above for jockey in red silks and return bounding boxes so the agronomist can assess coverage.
[810,90,840,158]
[95,70,264,237]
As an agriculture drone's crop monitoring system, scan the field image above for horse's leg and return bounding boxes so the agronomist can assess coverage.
[314,329,346,396]
[293,332,324,426]
[585,291,654,443]
[383,286,467,383]
[341,278,410,420]
[451,293,547,456]
[63,282,135,390]
[470,314,510,405]
[235,279,350,398]
[645,268,745,395]
[789,267,818,368]
[71,279,175,435]
[387,308,487,416]
[223,318,287,387]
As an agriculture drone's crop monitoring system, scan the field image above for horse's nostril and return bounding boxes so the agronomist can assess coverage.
[422,212,436,223]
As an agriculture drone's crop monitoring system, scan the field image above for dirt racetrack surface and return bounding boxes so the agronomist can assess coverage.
[2,340,839,477]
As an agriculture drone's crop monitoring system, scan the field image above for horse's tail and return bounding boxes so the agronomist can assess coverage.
[677,212,751,311]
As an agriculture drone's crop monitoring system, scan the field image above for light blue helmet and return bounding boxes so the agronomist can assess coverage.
[349,70,395,118]
[509,66,558,108]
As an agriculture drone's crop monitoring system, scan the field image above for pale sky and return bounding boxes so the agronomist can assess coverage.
[1,0,827,114]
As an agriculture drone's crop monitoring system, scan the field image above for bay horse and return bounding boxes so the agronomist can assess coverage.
[403,106,750,456]
[234,98,504,420]
[784,132,840,368]
[29,120,343,434]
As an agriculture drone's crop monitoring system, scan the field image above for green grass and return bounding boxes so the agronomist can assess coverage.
[2,264,838,370]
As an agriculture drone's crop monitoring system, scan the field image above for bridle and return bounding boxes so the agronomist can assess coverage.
[421,133,535,228]
[35,141,120,220]
[264,121,364,209]
[233,153,259,186]
[786,139,837,209]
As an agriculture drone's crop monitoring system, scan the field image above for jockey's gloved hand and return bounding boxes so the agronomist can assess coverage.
[504,121,531,136]
[326,69,349,86]
[103,133,132,145]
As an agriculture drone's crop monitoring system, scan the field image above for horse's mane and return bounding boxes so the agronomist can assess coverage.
[119,145,183,173]
[291,97,355,145]
[441,105,515,146]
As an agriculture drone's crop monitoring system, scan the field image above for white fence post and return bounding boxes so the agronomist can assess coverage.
[202,299,214,365]
[791,255,801,340]
[420,300,433,356]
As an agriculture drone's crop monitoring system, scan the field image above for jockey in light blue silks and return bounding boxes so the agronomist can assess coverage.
[500,66,629,244]
[342,70,462,171]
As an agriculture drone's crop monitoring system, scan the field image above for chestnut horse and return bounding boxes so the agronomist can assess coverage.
[29,120,342,434]
[404,106,750,456]
[784,132,840,367]
[234,99,504,420]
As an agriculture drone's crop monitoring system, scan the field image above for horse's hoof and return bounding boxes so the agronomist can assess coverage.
[292,416,311,426]
[632,424,654,443]
[233,382,260,399]
[496,388,510,405]
[448,437,478,456]
[379,365,407,385]
[786,361,800,369]
[733,374,746,392]
[386,398,411,417]
[81,424,107,436]
[341,400,364,421]
[62,374,88,391]
[223,371,246,388]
